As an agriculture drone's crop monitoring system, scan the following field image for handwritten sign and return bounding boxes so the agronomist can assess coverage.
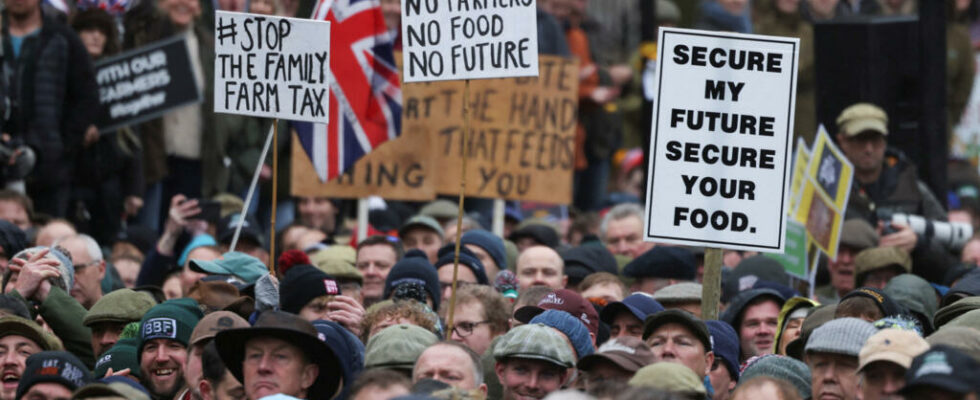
[94,36,201,133]
[644,28,799,252]
[214,11,330,122]
[401,0,538,82]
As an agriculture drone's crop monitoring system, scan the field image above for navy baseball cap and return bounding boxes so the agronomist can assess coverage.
[600,293,665,325]
[901,345,980,395]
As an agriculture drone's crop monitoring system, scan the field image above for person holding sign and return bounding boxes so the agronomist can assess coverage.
[836,103,954,283]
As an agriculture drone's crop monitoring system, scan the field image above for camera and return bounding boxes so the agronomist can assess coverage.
[878,210,973,250]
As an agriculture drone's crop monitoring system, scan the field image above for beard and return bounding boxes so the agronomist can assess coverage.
[142,374,186,400]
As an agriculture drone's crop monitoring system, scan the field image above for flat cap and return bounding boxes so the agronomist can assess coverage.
[623,247,696,280]
[83,289,157,327]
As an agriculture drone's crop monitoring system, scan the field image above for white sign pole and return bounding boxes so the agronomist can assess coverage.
[230,124,275,252]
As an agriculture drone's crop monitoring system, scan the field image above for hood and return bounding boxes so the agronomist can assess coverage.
[773,297,819,354]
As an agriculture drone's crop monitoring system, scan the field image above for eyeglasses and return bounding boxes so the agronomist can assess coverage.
[451,320,490,337]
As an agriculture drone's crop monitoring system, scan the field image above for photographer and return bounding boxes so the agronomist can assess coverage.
[837,103,957,283]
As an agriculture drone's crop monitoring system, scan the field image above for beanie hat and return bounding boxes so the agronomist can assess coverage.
[840,287,906,318]
[529,309,594,359]
[13,247,74,293]
[93,338,141,380]
[138,298,203,360]
[383,252,441,311]
[364,324,438,370]
[16,351,93,399]
[460,230,506,272]
[434,244,488,285]
[739,355,811,399]
[177,234,217,267]
[278,265,342,314]
[805,317,877,357]
[312,319,365,400]
[83,289,157,327]
[706,320,740,381]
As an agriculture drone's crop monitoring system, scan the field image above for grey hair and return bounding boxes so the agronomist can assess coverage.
[54,234,103,262]
[599,203,644,241]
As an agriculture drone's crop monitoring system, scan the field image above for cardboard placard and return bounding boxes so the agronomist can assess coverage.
[290,125,435,201]
[644,28,800,252]
[291,55,575,203]
[214,11,330,122]
[94,36,202,133]
[419,55,578,202]
[400,0,538,82]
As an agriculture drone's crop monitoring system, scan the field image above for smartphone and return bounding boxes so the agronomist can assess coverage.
[188,200,221,223]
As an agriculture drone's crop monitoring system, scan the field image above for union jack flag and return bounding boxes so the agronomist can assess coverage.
[295,0,402,183]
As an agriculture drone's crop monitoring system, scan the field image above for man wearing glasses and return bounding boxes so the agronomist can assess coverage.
[445,285,511,355]
[54,234,105,310]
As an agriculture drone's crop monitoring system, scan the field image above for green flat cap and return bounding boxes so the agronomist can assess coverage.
[83,289,157,327]
[629,362,706,395]
[493,323,576,368]
[364,324,438,370]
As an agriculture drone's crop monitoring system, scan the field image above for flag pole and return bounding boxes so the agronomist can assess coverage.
[446,79,471,330]
[268,119,279,276]
[231,125,275,253]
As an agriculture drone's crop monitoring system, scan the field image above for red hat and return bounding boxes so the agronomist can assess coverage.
[514,289,599,337]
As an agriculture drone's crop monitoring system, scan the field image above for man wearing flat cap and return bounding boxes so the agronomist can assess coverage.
[836,103,952,283]
[215,311,342,400]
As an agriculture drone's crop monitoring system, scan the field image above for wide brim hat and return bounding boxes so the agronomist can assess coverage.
[215,312,342,400]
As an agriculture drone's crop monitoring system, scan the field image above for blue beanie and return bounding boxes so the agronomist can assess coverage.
[177,234,217,267]
[706,320,741,381]
[383,250,441,311]
[530,309,594,359]
[460,230,506,272]
[435,244,488,285]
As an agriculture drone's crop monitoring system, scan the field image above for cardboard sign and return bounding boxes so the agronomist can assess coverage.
[644,28,799,252]
[764,220,808,278]
[421,56,578,202]
[214,11,330,122]
[400,0,538,82]
[793,126,853,258]
[290,126,436,201]
[94,36,202,133]
[788,137,810,214]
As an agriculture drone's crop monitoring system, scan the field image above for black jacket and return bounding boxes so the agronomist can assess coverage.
[2,11,98,188]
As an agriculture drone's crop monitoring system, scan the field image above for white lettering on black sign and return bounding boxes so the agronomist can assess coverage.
[644,28,799,252]
[214,11,331,123]
[401,0,538,82]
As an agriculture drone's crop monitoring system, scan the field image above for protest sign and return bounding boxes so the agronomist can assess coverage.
[400,0,538,82]
[764,220,807,278]
[793,125,853,258]
[214,11,330,122]
[419,56,578,202]
[290,126,436,201]
[94,36,201,133]
[643,28,799,252]
[788,137,810,215]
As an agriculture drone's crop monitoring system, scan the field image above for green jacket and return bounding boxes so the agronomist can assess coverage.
[10,286,95,369]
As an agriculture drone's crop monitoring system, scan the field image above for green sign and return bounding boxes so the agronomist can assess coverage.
[765,220,807,278]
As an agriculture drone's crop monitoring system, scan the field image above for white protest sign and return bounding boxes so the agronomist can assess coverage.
[214,11,330,123]
[400,0,538,82]
[644,28,799,252]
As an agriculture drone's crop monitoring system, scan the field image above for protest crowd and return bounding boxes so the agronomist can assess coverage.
[6,0,980,399]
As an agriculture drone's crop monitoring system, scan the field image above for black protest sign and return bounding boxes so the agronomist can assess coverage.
[214,11,330,123]
[94,36,202,133]
[644,28,799,252]
[400,0,539,82]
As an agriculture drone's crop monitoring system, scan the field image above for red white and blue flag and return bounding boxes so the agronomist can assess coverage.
[295,0,402,182]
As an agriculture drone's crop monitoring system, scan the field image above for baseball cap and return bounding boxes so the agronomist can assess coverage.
[419,200,459,220]
[514,289,599,337]
[189,252,269,285]
[901,346,980,395]
[399,215,445,239]
[577,336,655,373]
[599,293,665,325]
[642,309,712,351]
[217,213,265,247]
[189,311,249,346]
[493,323,576,368]
[529,309,594,359]
[837,103,888,136]
[858,328,929,372]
